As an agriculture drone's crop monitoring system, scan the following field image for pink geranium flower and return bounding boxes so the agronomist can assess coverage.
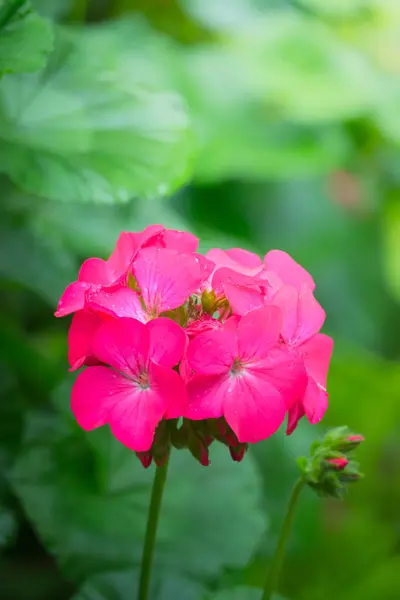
[71,317,187,452]
[185,306,307,443]
[270,284,333,433]
[86,247,212,322]
[55,226,201,318]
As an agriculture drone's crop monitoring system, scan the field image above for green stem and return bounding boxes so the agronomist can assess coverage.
[262,478,305,600]
[137,457,170,600]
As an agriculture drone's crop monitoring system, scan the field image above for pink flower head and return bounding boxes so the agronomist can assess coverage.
[71,317,187,452]
[86,247,211,322]
[55,225,164,317]
[185,306,307,444]
[271,284,333,432]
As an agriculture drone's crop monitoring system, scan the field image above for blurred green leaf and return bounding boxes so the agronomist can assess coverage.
[72,570,205,600]
[207,587,262,599]
[0,504,17,549]
[0,0,53,75]
[0,223,77,304]
[178,46,350,181]
[0,20,192,203]
[382,198,400,303]
[229,14,379,122]
[10,380,267,582]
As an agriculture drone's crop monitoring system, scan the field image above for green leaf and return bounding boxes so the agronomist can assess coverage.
[229,14,379,122]
[0,504,17,549]
[0,20,193,203]
[0,223,77,304]
[0,0,53,75]
[72,570,205,600]
[10,380,267,582]
[382,198,400,303]
[207,587,262,599]
[179,46,350,182]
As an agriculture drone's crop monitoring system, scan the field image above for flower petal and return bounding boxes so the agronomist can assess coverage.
[147,318,186,368]
[264,249,315,292]
[223,283,265,316]
[55,281,93,317]
[71,366,131,430]
[301,333,333,388]
[68,310,103,371]
[186,373,228,419]
[238,305,282,361]
[224,371,287,443]
[149,360,187,419]
[133,247,206,314]
[86,287,147,322]
[92,317,149,377]
[286,401,305,435]
[206,248,263,276]
[161,229,199,253]
[303,378,328,424]
[108,383,165,452]
[78,258,111,285]
[271,285,325,345]
[187,329,237,375]
[247,347,307,409]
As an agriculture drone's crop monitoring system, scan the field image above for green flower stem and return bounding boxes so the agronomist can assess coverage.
[262,477,305,600]
[137,457,170,600]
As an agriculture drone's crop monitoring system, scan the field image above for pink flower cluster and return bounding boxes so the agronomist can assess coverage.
[56,225,333,467]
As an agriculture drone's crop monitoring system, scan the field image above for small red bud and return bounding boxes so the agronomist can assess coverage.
[200,445,210,467]
[346,435,365,443]
[229,444,248,463]
[326,457,348,470]
[136,451,153,469]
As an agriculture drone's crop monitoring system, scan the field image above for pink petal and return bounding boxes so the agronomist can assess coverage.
[225,248,263,269]
[185,374,228,419]
[67,310,103,371]
[301,334,333,389]
[206,248,264,276]
[223,371,287,444]
[212,267,266,294]
[78,258,111,285]
[187,329,237,375]
[303,378,328,424]
[133,247,205,314]
[264,250,315,292]
[149,360,187,419]
[108,226,164,275]
[271,285,325,345]
[86,287,147,322]
[161,230,199,253]
[55,281,93,317]
[246,347,308,409]
[223,283,265,316]
[92,318,149,377]
[238,305,282,361]
[71,366,132,430]
[286,401,305,435]
[108,384,165,453]
[147,318,186,368]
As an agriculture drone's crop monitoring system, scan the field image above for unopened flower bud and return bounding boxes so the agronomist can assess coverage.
[229,443,248,462]
[326,457,348,470]
[136,451,153,469]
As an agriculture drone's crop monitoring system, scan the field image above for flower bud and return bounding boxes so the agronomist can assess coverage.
[136,451,153,469]
[326,457,349,470]
[229,443,248,463]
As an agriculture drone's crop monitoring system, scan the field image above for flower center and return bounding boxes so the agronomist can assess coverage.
[230,357,244,376]
[136,370,150,389]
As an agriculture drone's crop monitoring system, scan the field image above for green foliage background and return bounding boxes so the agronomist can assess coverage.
[1,0,400,599]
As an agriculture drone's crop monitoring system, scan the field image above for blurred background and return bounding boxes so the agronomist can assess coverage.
[1,0,400,599]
